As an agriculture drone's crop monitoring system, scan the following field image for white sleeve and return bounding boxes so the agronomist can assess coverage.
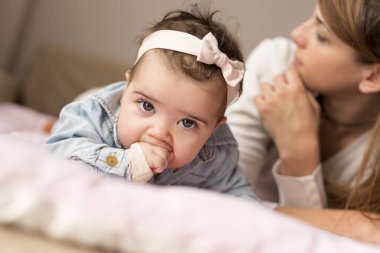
[127,143,154,183]
[226,37,295,185]
[272,160,327,208]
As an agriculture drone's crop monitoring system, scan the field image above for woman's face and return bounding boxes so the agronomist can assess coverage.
[291,3,364,96]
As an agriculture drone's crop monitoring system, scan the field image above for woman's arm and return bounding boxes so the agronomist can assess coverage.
[254,68,321,177]
[254,67,327,208]
[276,206,380,245]
[226,37,294,185]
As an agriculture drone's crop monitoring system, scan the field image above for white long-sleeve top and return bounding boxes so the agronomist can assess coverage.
[226,37,370,208]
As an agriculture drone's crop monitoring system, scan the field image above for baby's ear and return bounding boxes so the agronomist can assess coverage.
[125,70,132,82]
[215,116,227,129]
[359,64,380,93]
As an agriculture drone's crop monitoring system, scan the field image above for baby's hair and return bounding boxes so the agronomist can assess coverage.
[131,4,244,117]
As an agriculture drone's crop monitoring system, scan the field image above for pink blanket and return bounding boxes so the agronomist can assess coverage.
[1,103,379,252]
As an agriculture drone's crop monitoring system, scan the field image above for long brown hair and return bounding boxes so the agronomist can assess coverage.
[318,0,380,208]
[345,117,380,214]
[318,0,380,64]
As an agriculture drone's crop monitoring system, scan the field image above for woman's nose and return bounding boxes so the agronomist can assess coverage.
[291,21,308,48]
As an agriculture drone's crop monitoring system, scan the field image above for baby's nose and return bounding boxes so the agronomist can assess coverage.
[148,120,171,142]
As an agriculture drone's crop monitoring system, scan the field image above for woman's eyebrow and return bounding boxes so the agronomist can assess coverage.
[315,15,331,32]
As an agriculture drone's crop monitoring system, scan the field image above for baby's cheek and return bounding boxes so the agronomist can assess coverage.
[168,145,202,169]
[117,108,147,146]
[117,123,135,148]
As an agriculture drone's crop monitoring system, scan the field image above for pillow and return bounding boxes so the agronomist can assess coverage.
[1,132,380,253]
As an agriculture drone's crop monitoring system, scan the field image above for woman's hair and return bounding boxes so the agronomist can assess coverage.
[131,5,244,117]
[326,116,380,211]
[345,116,380,214]
[318,0,380,208]
[318,0,380,64]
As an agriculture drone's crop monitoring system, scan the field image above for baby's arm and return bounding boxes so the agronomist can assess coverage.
[45,99,152,183]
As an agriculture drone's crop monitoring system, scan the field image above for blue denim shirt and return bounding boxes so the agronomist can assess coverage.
[45,82,258,202]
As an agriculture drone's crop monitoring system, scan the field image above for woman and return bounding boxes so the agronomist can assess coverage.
[228,0,380,244]
[227,0,380,208]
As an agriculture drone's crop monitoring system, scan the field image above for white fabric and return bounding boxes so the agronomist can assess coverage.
[136,30,244,105]
[1,102,380,252]
[136,30,200,60]
[226,37,371,208]
[273,161,326,207]
[1,133,380,252]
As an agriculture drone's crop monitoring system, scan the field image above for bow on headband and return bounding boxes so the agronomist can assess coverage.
[135,30,245,105]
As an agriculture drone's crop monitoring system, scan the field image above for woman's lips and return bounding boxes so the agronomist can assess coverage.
[293,57,303,67]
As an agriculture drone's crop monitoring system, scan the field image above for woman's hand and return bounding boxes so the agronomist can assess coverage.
[254,68,321,176]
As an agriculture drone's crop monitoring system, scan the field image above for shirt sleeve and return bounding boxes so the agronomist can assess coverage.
[272,160,327,208]
[45,98,133,180]
[128,143,154,183]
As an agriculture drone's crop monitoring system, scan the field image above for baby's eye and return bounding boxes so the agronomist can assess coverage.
[138,99,155,113]
[179,119,198,129]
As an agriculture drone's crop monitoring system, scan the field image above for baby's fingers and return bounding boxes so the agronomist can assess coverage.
[148,148,171,173]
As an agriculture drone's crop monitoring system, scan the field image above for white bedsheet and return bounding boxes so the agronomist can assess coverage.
[1,102,379,253]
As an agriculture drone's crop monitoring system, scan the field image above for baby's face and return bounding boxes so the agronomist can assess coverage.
[117,51,225,169]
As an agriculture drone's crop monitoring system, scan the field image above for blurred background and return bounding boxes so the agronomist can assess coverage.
[0,0,314,115]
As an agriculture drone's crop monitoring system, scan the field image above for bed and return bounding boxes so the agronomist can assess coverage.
[1,45,380,253]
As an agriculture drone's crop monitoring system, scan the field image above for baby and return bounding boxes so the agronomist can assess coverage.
[46,7,257,201]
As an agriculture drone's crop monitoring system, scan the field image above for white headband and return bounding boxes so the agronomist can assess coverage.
[135,30,245,105]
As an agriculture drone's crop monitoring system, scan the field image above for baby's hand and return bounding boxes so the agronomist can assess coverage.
[139,141,173,173]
